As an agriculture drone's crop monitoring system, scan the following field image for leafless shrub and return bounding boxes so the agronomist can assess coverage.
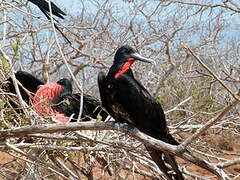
[0,0,239,179]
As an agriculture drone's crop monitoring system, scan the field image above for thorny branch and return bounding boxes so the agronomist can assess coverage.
[178,94,239,151]
[5,143,72,179]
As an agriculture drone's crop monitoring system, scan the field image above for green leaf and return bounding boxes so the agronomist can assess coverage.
[11,39,21,53]
[1,57,10,71]
[11,39,21,58]
[0,99,5,108]
[96,114,102,121]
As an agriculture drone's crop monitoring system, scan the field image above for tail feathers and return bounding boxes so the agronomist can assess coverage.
[158,133,180,146]
[142,130,184,179]
[28,0,66,19]
[164,153,184,180]
[145,145,184,180]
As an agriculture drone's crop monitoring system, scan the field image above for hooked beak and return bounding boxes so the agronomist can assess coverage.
[131,52,156,65]
[37,85,43,90]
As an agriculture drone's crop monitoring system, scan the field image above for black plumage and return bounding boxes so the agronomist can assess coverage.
[53,79,108,121]
[98,45,184,180]
[2,71,44,106]
[54,93,107,121]
[2,71,107,121]
[28,0,66,19]
[28,0,70,44]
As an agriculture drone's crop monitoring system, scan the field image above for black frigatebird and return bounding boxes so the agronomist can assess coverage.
[33,78,107,122]
[2,71,107,122]
[98,45,184,179]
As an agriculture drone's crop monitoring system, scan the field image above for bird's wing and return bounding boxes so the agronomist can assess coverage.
[53,93,80,119]
[52,93,108,121]
[97,72,108,108]
[98,71,126,122]
[28,0,66,19]
[115,75,184,179]
[14,71,44,90]
[28,0,71,44]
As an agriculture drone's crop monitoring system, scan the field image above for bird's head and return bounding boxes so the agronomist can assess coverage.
[113,45,155,79]
[57,78,72,94]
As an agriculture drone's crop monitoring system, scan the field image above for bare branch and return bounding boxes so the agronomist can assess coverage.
[0,121,230,179]
[178,98,239,151]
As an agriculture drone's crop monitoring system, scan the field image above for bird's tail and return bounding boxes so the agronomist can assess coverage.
[144,132,184,180]
[145,145,184,180]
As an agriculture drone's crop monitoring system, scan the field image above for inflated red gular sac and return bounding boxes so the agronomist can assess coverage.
[32,79,72,123]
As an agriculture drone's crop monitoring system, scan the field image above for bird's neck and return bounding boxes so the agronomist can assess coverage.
[59,89,72,97]
[113,60,134,79]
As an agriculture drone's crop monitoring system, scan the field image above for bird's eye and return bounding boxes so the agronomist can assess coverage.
[126,49,132,53]
[108,84,113,89]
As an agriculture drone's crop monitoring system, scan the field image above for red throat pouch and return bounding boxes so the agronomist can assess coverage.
[114,58,135,79]
[32,82,69,123]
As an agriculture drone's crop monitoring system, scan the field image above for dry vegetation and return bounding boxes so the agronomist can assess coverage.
[0,0,239,179]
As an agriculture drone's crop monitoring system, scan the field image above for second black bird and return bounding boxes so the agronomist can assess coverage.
[2,71,107,122]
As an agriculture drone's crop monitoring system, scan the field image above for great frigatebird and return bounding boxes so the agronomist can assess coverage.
[33,78,107,122]
[97,45,184,180]
[2,71,107,122]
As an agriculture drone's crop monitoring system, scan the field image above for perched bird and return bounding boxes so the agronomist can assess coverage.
[33,78,108,122]
[98,45,184,180]
[28,0,70,43]
[2,71,107,122]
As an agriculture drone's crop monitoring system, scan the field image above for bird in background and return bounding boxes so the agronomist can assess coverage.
[98,45,184,180]
[33,78,108,123]
[28,0,70,44]
[53,91,107,122]
[2,71,107,122]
